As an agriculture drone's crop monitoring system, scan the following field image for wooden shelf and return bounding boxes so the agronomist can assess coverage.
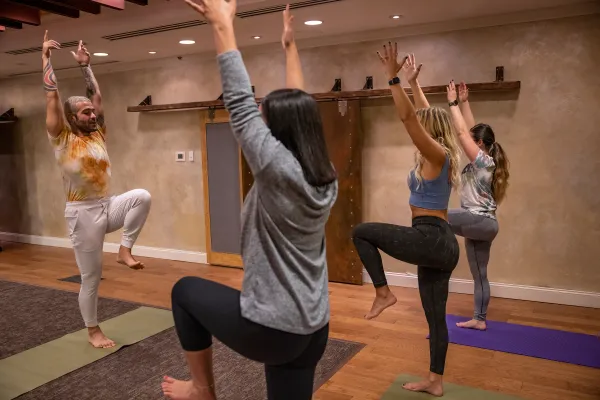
[127,81,520,113]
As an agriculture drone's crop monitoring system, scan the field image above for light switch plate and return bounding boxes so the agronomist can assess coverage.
[188,150,194,162]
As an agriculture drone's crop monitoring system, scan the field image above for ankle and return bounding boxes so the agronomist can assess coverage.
[192,381,216,396]
[375,285,392,298]
[428,372,443,383]
[87,326,101,334]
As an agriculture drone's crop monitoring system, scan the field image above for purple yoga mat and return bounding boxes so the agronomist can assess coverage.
[432,314,600,369]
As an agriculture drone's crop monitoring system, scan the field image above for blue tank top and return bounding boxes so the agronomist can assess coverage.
[408,156,451,210]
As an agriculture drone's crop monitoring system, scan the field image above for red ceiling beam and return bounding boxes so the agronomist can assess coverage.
[0,0,40,25]
[50,0,101,14]
[92,0,124,10]
[10,0,80,18]
[0,16,23,28]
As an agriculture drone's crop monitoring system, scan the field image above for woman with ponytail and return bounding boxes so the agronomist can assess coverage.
[446,80,510,331]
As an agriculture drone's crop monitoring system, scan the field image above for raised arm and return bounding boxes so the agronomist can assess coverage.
[447,80,479,162]
[281,4,304,90]
[458,81,475,129]
[401,53,429,109]
[42,31,65,138]
[379,42,446,166]
[184,0,279,175]
[71,41,105,129]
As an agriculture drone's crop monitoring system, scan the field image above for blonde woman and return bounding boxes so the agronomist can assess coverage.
[352,48,461,396]
[446,81,510,331]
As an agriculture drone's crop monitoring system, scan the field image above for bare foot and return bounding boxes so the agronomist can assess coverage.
[403,379,444,397]
[117,245,144,270]
[88,326,116,349]
[456,319,487,331]
[365,291,397,320]
[161,376,215,400]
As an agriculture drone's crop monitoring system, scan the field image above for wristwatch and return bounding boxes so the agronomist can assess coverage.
[448,99,459,107]
[388,76,400,86]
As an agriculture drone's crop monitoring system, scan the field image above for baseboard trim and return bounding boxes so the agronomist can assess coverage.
[362,270,600,309]
[0,232,207,264]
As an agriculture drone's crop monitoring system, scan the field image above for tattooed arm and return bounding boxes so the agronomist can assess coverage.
[72,41,105,129]
[42,31,65,138]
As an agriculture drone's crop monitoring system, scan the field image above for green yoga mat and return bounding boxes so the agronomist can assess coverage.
[381,375,524,400]
[0,306,174,400]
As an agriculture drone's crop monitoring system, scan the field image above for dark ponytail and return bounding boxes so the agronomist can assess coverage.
[489,142,510,204]
[470,123,510,204]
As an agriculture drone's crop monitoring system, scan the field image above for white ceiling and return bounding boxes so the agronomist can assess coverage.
[0,0,597,79]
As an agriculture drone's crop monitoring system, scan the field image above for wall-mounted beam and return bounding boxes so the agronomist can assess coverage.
[0,0,40,25]
[92,0,124,10]
[127,81,522,113]
[0,16,23,28]
[126,0,147,5]
[50,0,101,14]
[11,0,79,18]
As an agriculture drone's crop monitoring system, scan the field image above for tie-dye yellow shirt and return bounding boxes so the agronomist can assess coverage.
[48,124,111,202]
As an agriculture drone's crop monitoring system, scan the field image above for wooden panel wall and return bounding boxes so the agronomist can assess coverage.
[319,100,364,285]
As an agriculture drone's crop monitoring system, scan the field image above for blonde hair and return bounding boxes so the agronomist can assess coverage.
[412,107,462,190]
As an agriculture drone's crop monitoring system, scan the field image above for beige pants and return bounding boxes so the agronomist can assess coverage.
[65,189,151,327]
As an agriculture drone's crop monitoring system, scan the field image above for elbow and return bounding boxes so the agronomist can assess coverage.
[400,109,418,124]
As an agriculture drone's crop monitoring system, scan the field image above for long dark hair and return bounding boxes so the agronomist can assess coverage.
[471,123,510,204]
[261,88,337,187]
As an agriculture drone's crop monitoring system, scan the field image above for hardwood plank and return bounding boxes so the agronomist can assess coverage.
[0,242,598,400]
[127,81,521,113]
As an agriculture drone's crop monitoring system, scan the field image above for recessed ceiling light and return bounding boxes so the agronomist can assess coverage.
[179,40,195,44]
[390,15,402,19]
[93,52,108,56]
[253,36,261,39]
[304,20,322,26]
[149,51,157,54]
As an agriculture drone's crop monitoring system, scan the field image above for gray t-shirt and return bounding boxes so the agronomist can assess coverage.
[460,149,497,219]
[217,50,338,335]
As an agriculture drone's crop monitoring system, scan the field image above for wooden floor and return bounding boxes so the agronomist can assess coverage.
[1,242,599,400]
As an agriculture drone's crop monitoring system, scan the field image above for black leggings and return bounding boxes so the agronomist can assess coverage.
[171,276,329,400]
[352,216,459,375]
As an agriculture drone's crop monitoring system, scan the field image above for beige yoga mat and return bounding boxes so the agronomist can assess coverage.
[381,375,524,400]
[0,306,174,400]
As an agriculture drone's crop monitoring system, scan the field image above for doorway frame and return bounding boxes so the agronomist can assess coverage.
[199,108,244,268]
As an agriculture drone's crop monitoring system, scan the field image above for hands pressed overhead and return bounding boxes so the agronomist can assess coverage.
[70,40,91,66]
[41,30,60,60]
[183,0,237,25]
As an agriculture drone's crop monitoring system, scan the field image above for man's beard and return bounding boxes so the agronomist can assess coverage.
[74,119,97,133]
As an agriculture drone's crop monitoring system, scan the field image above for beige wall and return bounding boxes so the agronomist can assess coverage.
[1,14,599,292]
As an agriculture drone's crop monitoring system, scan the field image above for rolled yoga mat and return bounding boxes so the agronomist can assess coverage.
[438,314,600,369]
